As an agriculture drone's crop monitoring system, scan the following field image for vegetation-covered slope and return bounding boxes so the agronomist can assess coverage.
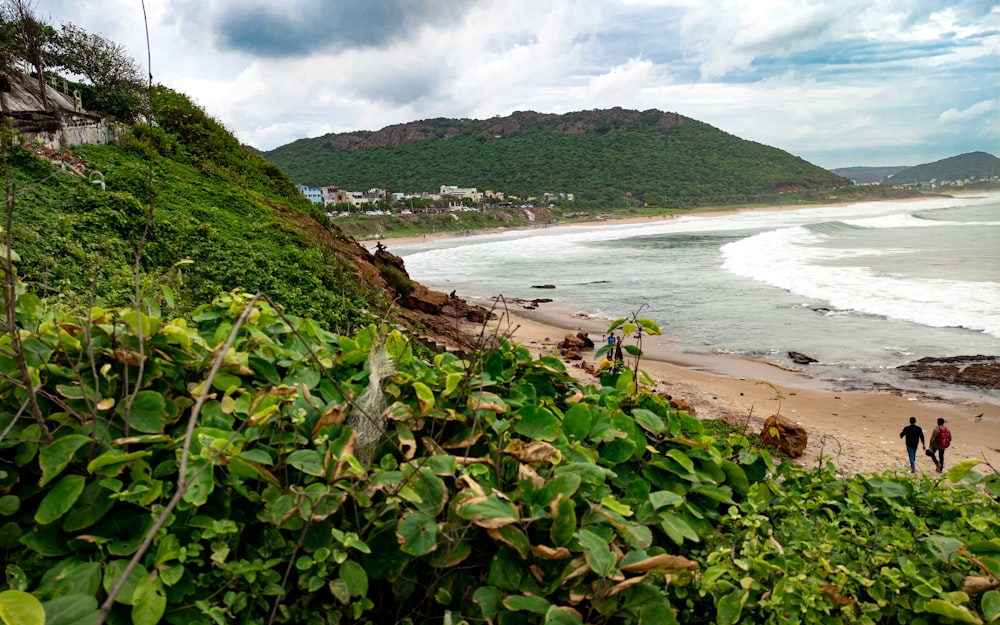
[7,86,385,333]
[263,108,851,207]
[885,151,1000,185]
[829,166,908,185]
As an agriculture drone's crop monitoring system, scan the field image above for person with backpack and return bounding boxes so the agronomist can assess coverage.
[928,417,951,472]
[899,417,925,474]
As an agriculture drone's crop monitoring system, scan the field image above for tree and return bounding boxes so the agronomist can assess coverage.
[49,22,144,120]
[7,0,52,109]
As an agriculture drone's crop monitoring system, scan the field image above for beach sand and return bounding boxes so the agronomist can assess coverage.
[466,298,1000,478]
[374,195,999,477]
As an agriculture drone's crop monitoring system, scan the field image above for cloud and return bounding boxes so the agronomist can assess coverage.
[939,99,999,122]
[33,0,1000,166]
[187,0,482,58]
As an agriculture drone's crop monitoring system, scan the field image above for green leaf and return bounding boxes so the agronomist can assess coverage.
[62,481,114,531]
[210,372,242,393]
[924,535,963,563]
[339,560,368,597]
[288,449,325,477]
[660,512,700,545]
[39,435,91,488]
[181,460,214,507]
[946,458,980,483]
[38,561,101,600]
[458,495,520,527]
[638,318,662,335]
[575,529,616,577]
[503,594,551,614]
[924,598,983,624]
[649,490,683,509]
[40,593,98,625]
[131,573,166,625]
[513,404,560,440]
[86,450,152,477]
[550,494,577,547]
[443,372,464,397]
[35,475,86,525]
[982,590,1000,622]
[545,605,584,625]
[473,586,502,619]
[562,403,593,441]
[632,408,664,435]
[103,561,149,605]
[716,589,748,625]
[413,381,435,414]
[0,496,18,516]
[121,391,167,434]
[396,511,437,556]
[0,590,45,625]
[160,283,175,308]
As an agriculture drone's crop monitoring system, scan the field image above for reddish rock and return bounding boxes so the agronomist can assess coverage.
[760,414,808,458]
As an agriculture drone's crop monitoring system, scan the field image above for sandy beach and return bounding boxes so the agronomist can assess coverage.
[378,196,1000,477]
[469,297,1000,478]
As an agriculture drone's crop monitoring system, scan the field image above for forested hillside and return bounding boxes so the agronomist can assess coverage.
[886,151,1000,185]
[264,108,851,207]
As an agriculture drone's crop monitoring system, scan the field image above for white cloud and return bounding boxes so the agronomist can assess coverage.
[36,0,1000,166]
[939,99,998,123]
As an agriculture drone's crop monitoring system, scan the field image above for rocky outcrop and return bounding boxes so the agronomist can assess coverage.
[760,414,808,458]
[897,355,1000,391]
[557,332,594,350]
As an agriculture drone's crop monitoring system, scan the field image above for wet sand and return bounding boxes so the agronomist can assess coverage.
[471,297,1000,477]
[373,195,999,476]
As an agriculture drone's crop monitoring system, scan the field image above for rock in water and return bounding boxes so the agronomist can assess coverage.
[788,351,818,365]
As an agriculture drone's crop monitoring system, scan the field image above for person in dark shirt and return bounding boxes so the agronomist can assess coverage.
[899,417,925,473]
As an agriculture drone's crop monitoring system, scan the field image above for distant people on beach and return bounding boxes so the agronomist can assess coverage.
[899,417,925,474]
[928,418,951,472]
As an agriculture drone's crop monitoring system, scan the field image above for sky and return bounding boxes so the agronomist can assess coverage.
[38,0,1000,168]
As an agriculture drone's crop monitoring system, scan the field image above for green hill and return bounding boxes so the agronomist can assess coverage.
[885,151,1000,185]
[263,108,851,207]
[829,165,908,185]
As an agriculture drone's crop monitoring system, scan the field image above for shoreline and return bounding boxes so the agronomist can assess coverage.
[471,296,1000,477]
[356,192,981,249]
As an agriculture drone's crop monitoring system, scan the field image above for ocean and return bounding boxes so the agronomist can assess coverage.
[391,193,1000,393]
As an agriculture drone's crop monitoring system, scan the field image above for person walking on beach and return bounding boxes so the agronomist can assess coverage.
[928,417,951,472]
[899,417,925,473]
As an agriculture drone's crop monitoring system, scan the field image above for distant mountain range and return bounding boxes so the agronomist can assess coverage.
[263,108,850,207]
[831,152,1000,186]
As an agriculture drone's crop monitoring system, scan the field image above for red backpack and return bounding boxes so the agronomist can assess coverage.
[937,426,951,448]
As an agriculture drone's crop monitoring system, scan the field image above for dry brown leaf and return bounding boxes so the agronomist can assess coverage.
[504,440,559,465]
[313,403,348,435]
[518,463,545,489]
[621,554,700,573]
[820,585,856,606]
[602,573,649,598]
[531,544,572,560]
[962,575,999,596]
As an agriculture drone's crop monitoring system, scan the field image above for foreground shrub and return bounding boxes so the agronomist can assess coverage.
[0,289,997,625]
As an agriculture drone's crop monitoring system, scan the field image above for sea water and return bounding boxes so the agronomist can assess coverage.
[391,193,1000,390]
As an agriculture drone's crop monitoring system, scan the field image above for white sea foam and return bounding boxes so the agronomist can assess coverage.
[395,193,1000,370]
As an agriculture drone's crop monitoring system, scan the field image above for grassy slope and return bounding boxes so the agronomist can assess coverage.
[7,88,384,334]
